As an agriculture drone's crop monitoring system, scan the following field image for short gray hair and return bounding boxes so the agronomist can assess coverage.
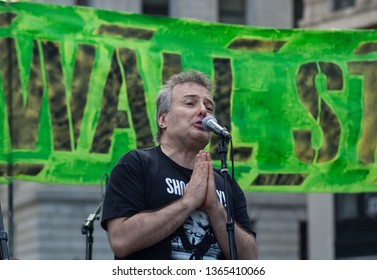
[155,70,215,143]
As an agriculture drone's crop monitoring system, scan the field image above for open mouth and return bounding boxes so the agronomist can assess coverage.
[193,120,205,130]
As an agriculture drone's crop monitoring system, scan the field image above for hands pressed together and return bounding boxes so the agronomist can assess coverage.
[184,150,220,213]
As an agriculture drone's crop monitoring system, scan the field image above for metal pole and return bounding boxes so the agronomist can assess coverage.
[0,200,10,260]
[5,0,14,257]
[7,181,13,257]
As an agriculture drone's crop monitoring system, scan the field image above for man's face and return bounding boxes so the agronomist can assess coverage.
[159,82,215,148]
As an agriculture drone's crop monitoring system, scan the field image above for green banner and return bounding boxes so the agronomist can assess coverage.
[1,2,377,192]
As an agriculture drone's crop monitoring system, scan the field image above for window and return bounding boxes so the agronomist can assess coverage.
[335,193,377,259]
[299,221,308,259]
[219,0,246,25]
[76,0,89,6]
[143,0,169,16]
[293,0,304,28]
[334,0,355,11]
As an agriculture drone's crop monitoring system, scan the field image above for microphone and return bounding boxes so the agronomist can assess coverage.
[202,116,232,140]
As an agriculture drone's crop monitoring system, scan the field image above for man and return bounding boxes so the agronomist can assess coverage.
[101,70,258,260]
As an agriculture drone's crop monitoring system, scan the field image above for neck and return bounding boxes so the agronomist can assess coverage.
[160,141,203,169]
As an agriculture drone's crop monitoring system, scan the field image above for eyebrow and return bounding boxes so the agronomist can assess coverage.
[183,94,215,107]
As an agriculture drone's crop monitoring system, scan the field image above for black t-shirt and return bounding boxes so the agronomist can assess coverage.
[101,146,255,260]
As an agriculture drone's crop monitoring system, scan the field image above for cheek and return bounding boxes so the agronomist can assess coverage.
[167,112,186,126]
[165,114,179,129]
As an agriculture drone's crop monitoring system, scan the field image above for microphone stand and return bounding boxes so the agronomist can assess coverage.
[81,173,107,260]
[218,136,237,260]
[0,201,10,260]
[81,200,102,260]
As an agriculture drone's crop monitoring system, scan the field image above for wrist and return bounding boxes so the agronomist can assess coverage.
[204,200,224,217]
[181,194,200,212]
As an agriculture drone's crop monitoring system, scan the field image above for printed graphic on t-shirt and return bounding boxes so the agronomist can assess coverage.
[165,177,227,206]
[164,176,226,260]
[170,210,222,260]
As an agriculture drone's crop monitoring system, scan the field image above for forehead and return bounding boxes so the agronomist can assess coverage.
[171,82,213,101]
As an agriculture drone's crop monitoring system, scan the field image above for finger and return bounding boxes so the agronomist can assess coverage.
[192,152,203,171]
[192,153,208,179]
[205,151,211,162]
[208,160,214,184]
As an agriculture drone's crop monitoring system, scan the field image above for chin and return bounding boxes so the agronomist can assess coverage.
[190,130,211,146]
[196,135,211,146]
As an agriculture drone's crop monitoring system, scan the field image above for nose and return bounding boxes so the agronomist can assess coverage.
[198,103,208,116]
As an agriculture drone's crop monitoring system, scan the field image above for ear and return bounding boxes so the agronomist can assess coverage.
[158,113,167,129]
